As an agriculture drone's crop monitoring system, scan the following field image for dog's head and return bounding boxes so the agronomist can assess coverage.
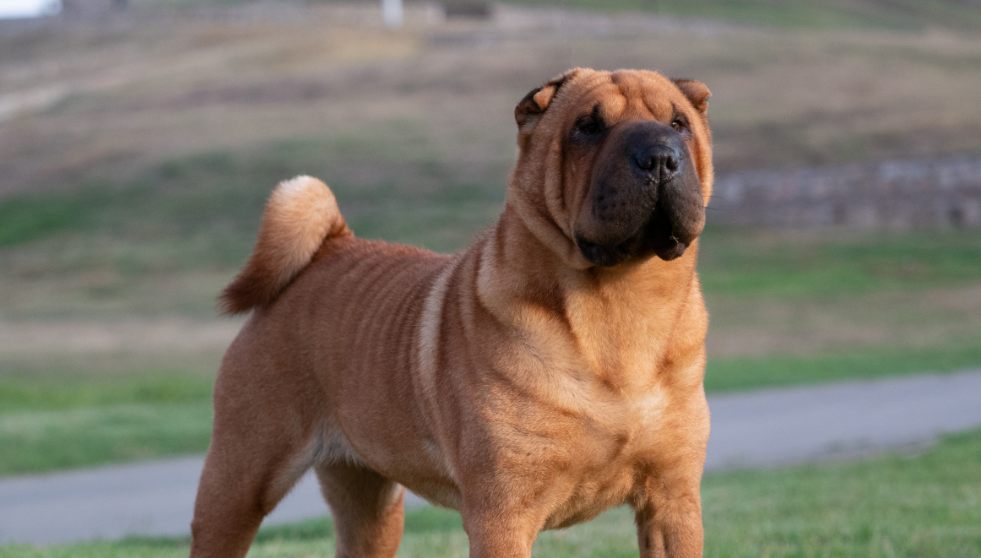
[509,68,713,269]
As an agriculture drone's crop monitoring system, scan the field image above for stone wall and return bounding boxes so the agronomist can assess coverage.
[709,157,981,229]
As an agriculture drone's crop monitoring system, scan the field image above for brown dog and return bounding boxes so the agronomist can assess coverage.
[190,68,713,558]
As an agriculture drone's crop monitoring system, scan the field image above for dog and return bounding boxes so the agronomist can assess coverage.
[190,67,713,558]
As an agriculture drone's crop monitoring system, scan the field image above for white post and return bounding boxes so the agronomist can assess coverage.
[382,0,403,28]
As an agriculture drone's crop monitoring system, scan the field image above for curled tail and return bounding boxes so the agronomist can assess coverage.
[220,176,351,315]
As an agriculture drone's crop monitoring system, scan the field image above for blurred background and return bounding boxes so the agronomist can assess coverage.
[1,0,980,553]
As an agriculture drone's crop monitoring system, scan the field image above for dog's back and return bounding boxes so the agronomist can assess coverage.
[193,177,453,556]
[217,174,452,410]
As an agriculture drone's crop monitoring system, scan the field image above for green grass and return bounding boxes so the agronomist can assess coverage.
[4,428,980,557]
[0,403,213,476]
[699,428,981,557]
[697,225,981,298]
[707,344,981,393]
[0,193,96,247]
[0,373,213,413]
[0,368,216,475]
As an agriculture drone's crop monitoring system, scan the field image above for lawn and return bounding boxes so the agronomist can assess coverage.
[0,370,214,475]
[3,427,979,557]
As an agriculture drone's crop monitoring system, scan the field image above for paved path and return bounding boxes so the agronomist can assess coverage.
[2,369,981,545]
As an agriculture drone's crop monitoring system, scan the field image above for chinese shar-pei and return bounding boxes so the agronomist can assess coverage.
[191,67,714,558]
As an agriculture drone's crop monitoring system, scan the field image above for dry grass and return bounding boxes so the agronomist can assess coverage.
[0,318,238,368]
[3,4,981,198]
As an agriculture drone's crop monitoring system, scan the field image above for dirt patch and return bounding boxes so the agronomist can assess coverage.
[0,317,242,356]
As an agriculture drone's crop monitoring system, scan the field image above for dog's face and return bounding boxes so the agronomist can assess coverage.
[511,68,713,268]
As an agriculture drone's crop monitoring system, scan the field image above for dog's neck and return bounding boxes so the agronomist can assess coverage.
[477,207,707,390]
[492,202,700,294]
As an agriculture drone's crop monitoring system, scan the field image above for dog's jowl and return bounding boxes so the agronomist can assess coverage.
[190,68,713,558]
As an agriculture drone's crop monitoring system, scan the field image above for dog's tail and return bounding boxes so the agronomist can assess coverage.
[219,176,352,315]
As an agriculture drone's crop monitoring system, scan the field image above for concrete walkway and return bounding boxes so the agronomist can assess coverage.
[2,369,981,545]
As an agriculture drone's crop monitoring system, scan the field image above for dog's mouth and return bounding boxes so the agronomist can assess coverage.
[644,199,697,262]
[576,236,688,268]
[576,206,693,268]
[653,235,688,261]
[574,122,706,268]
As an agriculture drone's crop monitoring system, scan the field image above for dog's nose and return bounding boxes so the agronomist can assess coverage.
[632,144,681,181]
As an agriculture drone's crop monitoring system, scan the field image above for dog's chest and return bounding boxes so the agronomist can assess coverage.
[524,388,670,529]
[583,387,670,468]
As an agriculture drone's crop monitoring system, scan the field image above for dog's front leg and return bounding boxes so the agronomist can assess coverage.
[463,514,539,558]
[633,479,704,558]
[460,494,542,558]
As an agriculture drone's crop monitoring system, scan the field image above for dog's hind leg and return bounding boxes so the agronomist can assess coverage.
[189,351,322,557]
[315,460,405,558]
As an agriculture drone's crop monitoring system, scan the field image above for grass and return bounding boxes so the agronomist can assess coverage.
[698,226,981,298]
[706,344,981,393]
[0,372,213,413]
[0,403,212,476]
[1,146,980,476]
[699,427,981,557]
[3,427,979,557]
[0,192,94,247]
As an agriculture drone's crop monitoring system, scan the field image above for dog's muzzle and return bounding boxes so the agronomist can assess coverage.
[576,120,706,267]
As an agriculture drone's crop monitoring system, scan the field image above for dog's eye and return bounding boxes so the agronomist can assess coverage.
[575,116,602,136]
[671,117,690,133]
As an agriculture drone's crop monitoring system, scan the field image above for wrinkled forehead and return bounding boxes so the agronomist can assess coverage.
[563,70,683,123]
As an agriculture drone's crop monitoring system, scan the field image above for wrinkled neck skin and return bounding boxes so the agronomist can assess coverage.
[474,159,709,393]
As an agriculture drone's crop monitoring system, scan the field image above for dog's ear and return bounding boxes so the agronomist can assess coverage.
[515,68,582,131]
[672,78,711,114]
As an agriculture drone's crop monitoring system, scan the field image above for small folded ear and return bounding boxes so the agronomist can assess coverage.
[515,68,582,131]
[672,78,711,114]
